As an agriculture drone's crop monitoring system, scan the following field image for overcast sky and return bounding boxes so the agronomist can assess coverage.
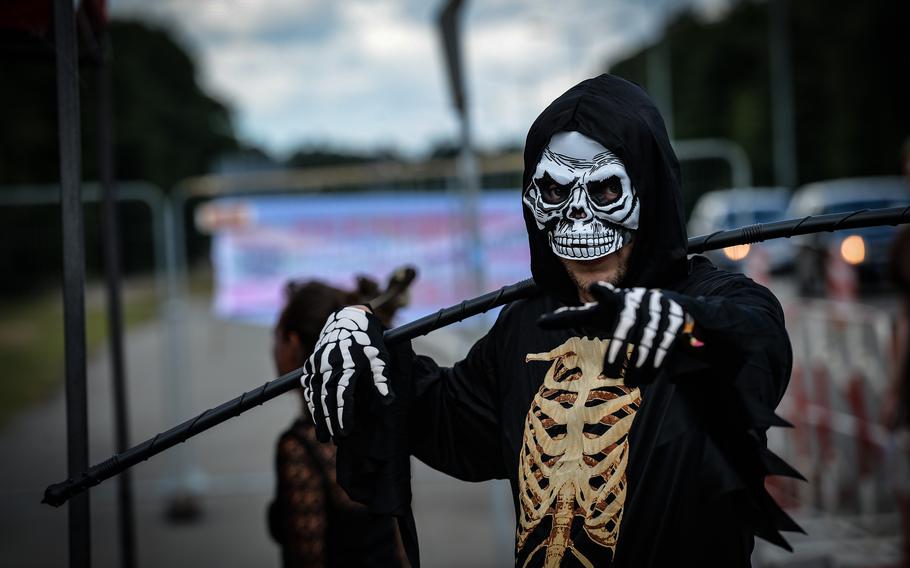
[110,0,730,159]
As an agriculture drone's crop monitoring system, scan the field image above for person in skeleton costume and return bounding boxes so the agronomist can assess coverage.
[301,74,802,567]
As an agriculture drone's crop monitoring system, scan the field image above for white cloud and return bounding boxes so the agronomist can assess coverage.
[462,1,664,150]
[109,0,688,157]
[341,2,435,61]
[112,0,333,41]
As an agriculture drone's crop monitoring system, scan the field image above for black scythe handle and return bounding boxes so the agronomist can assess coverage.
[42,206,910,506]
[42,278,538,506]
[687,205,910,253]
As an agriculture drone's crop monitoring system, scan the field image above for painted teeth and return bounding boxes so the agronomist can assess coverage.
[553,236,615,248]
[550,233,627,259]
[549,232,623,259]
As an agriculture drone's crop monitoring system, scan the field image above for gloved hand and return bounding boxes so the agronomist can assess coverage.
[538,281,693,377]
[300,306,394,442]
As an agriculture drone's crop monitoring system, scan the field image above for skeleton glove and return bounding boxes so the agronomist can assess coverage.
[300,307,393,442]
[539,282,693,378]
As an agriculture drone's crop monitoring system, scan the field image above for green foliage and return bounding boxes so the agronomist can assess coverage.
[286,147,381,169]
[610,0,909,206]
[0,20,240,294]
[0,20,238,189]
[787,0,907,183]
[0,283,158,426]
[84,20,239,190]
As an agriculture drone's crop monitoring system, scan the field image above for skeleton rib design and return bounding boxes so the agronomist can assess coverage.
[518,337,640,567]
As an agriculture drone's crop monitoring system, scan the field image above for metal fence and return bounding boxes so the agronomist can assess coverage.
[772,299,898,516]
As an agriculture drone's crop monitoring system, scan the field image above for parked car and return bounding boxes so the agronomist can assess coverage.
[687,187,793,273]
[786,177,909,296]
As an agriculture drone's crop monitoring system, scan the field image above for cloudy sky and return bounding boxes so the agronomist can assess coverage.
[110,0,730,158]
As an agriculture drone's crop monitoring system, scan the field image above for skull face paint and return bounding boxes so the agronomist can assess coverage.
[523,131,639,260]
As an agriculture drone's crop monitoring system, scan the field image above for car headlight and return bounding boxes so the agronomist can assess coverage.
[723,244,751,261]
[839,235,865,265]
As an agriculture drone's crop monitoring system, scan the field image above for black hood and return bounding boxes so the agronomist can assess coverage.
[522,74,688,301]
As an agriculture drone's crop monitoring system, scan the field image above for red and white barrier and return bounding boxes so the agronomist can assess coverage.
[774,298,896,515]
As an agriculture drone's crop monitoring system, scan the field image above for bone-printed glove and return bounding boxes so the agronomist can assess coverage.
[300,307,394,442]
[538,282,694,377]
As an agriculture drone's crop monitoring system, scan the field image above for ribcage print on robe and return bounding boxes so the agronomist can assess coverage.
[517,337,641,568]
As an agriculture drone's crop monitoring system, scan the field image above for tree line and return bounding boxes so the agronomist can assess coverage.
[2,2,906,294]
[609,0,908,211]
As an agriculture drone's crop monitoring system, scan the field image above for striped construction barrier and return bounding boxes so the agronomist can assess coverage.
[772,298,897,516]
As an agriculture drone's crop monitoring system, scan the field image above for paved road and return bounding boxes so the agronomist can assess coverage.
[0,296,511,567]
[0,278,903,567]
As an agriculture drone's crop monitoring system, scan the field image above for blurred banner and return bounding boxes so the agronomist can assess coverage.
[203,191,530,325]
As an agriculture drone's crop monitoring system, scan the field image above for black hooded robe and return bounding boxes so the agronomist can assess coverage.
[338,74,802,568]
[336,75,801,568]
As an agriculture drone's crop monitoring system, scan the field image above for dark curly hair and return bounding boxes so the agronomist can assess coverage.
[276,281,359,353]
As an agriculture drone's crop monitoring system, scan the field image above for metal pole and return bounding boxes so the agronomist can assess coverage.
[97,33,137,568]
[162,192,203,521]
[53,0,90,565]
[458,108,485,297]
[647,36,674,139]
[438,0,485,297]
[769,0,798,188]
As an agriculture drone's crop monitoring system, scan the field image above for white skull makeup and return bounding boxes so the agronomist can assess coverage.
[523,131,639,260]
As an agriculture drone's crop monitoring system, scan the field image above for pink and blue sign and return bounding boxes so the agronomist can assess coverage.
[207,191,531,326]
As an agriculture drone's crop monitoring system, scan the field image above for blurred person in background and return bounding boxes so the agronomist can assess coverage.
[884,136,910,567]
[268,270,414,567]
[302,75,801,567]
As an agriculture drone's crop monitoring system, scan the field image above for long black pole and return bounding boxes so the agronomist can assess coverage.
[97,32,138,568]
[53,0,91,565]
[43,206,910,507]
[686,205,910,253]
